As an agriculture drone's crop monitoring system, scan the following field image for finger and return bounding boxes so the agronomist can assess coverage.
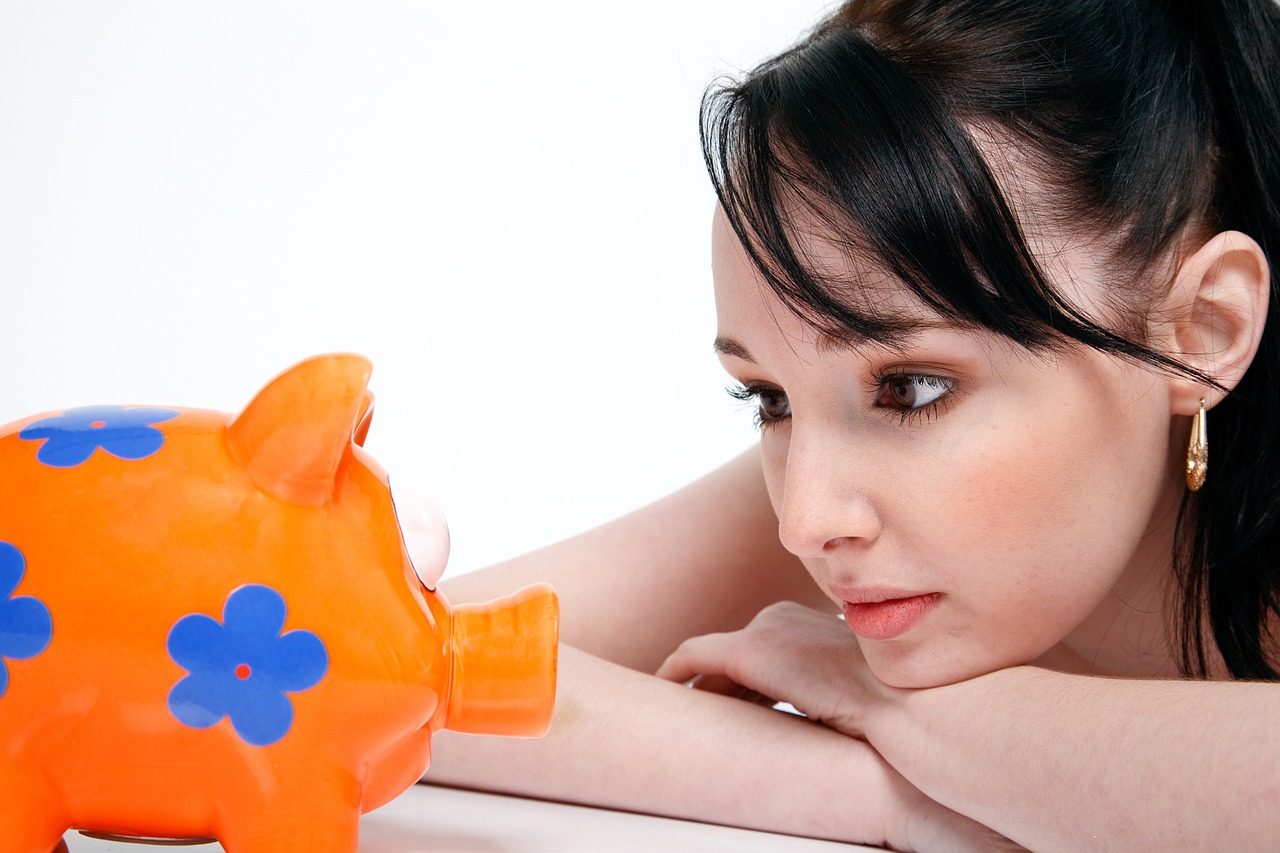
[653,654,698,684]
[685,673,778,707]
[654,633,725,684]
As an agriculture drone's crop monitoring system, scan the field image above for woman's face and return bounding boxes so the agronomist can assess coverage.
[711,208,1187,688]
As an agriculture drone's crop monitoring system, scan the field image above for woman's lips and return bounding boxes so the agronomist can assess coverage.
[842,593,940,641]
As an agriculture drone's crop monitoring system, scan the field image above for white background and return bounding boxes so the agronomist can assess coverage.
[0,1,835,574]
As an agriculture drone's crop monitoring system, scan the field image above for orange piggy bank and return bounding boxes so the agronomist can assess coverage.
[0,354,558,852]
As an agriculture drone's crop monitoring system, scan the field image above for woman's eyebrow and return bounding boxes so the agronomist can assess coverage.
[713,336,755,362]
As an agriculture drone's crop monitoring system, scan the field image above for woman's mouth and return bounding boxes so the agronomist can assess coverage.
[842,593,940,640]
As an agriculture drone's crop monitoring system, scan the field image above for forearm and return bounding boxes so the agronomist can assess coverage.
[867,667,1280,851]
[424,644,902,845]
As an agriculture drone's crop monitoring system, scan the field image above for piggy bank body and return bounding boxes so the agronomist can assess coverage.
[0,354,558,852]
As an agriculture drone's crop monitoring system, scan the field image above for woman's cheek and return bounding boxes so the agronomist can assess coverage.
[952,419,1085,552]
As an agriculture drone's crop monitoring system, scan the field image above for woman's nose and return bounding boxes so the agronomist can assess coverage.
[774,428,881,558]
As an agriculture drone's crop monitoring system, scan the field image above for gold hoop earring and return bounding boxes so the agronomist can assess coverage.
[1186,398,1208,492]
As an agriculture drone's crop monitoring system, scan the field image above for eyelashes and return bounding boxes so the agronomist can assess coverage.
[871,373,956,425]
[727,373,957,430]
[726,382,790,430]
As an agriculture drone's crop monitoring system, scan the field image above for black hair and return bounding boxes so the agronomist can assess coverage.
[702,0,1280,679]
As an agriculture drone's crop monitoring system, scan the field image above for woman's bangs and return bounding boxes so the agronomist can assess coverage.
[702,24,1079,350]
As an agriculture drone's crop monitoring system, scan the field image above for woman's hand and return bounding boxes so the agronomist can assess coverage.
[656,602,1025,852]
[655,600,892,738]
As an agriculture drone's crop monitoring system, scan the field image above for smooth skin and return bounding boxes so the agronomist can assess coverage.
[424,208,1273,850]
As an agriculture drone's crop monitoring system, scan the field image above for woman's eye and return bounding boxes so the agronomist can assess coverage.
[756,389,791,423]
[875,374,954,414]
[727,383,791,428]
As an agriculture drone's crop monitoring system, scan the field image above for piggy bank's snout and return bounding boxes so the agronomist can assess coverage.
[444,583,558,738]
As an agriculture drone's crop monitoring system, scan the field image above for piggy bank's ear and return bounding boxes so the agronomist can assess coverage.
[226,354,375,507]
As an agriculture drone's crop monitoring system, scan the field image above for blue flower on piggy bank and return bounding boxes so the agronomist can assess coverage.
[0,541,53,699]
[19,405,179,468]
[167,585,328,747]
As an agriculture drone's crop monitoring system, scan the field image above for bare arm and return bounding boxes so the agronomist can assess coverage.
[427,645,965,848]
[425,450,1015,849]
[866,667,1280,852]
[657,601,1280,851]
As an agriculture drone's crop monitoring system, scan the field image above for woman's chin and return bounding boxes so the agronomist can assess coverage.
[863,642,1035,690]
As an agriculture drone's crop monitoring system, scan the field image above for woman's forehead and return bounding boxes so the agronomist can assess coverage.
[711,203,970,342]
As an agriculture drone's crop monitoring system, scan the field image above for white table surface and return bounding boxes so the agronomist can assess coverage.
[62,783,878,852]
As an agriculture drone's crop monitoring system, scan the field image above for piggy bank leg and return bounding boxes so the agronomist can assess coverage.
[0,795,66,853]
[0,767,67,852]
[0,813,66,853]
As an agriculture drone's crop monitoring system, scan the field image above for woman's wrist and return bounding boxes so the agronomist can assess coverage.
[860,664,1046,755]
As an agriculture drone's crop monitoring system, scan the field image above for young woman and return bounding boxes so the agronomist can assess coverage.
[424,1,1280,849]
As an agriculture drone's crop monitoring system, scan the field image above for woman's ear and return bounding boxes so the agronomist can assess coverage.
[1161,230,1270,414]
